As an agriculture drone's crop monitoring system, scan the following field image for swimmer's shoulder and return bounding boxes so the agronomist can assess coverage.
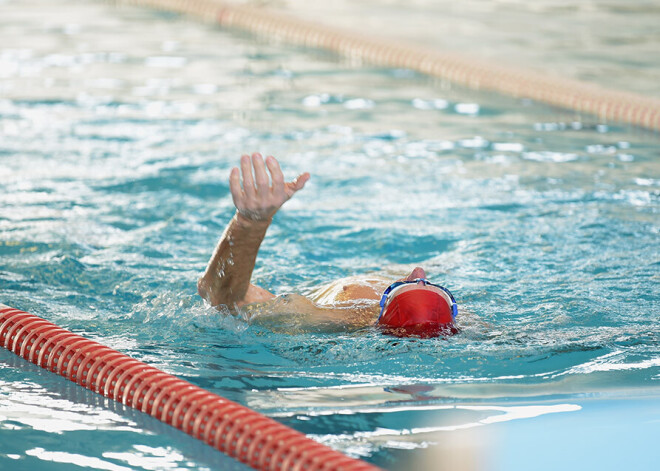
[310,275,390,305]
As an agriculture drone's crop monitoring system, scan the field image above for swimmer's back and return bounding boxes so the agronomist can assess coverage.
[244,275,388,332]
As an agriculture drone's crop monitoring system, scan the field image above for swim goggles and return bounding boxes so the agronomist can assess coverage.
[378,278,458,321]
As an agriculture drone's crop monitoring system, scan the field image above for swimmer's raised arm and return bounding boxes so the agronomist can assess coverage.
[197,153,309,309]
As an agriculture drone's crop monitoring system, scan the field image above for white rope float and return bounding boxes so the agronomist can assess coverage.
[117,0,660,132]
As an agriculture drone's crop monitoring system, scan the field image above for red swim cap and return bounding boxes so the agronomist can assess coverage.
[378,287,458,338]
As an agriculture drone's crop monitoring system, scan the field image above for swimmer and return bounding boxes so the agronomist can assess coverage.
[198,153,458,337]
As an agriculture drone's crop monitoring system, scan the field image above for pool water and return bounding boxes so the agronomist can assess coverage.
[1,1,659,470]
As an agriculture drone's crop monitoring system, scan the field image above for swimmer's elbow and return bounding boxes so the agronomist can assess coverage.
[197,276,225,307]
[197,277,212,304]
[197,276,246,310]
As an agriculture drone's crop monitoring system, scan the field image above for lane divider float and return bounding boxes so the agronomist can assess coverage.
[0,304,379,471]
[116,0,660,132]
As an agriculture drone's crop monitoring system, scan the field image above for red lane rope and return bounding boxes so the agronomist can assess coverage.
[0,304,379,471]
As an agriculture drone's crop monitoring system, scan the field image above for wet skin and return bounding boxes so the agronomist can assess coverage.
[311,267,428,304]
[197,154,432,329]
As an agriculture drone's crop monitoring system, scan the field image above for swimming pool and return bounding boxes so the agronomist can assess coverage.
[1,1,659,470]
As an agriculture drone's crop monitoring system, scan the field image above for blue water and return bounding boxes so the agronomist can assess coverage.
[1,1,659,470]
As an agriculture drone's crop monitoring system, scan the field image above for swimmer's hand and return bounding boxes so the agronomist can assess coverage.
[230,153,310,222]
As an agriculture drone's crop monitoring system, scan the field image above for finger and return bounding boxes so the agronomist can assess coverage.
[285,172,310,197]
[252,153,270,196]
[240,154,255,198]
[229,167,244,207]
[265,155,285,196]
